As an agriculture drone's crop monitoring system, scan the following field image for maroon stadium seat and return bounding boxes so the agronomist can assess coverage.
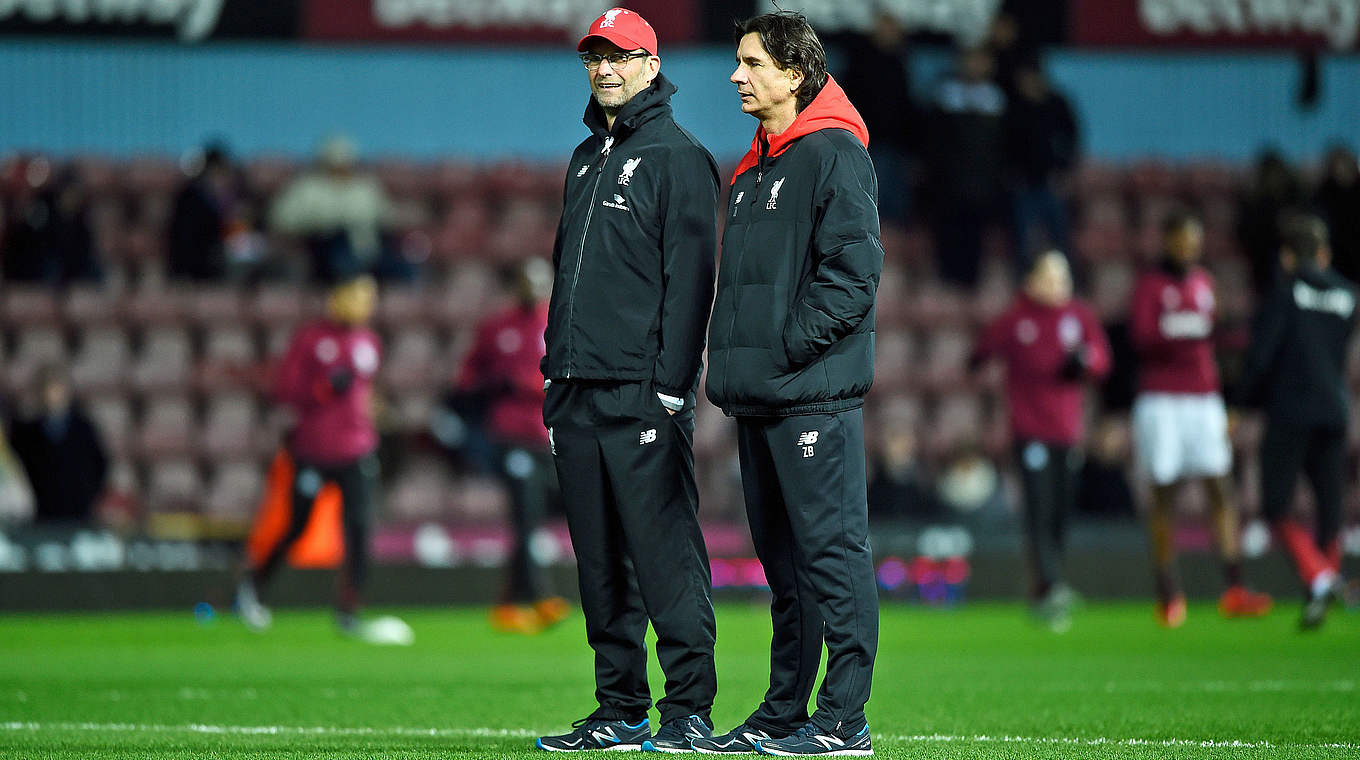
[70,325,131,393]
[136,394,196,459]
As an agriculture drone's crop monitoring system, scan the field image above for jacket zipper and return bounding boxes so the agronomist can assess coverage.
[721,151,767,401]
[563,134,614,378]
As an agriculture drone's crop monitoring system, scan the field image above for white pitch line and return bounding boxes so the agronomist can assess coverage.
[2,722,1358,751]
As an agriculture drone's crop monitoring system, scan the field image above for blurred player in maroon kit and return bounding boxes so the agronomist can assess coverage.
[1130,211,1271,627]
[974,251,1110,631]
[453,259,570,634]
[234,264,408,643]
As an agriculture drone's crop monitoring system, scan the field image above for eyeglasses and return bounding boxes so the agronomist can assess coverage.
[579,51,648,70]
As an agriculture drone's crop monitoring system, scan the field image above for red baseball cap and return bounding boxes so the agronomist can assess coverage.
[577,8,658,56]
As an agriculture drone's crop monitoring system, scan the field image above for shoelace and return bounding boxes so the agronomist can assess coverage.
[657,717,700,740]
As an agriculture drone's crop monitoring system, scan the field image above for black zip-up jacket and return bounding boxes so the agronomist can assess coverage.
[706,76,883,417]
[1234,263,1358,427]
[541,73,719,404]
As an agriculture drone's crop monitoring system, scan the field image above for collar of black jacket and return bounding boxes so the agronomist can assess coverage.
[582,72,677,139]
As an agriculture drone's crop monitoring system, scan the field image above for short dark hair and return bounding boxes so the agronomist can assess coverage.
[1161,209,1201,237]
[736,11,828,112]
[1281,213,1329,260]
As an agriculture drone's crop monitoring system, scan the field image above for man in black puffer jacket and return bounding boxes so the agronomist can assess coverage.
[697,11,884,758]
[536,7,721,755]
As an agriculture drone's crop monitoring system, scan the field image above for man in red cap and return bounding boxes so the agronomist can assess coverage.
[536,6,720,754]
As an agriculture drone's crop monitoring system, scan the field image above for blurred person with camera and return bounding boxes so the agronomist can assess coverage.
[451,258,568,634]
[972,251,1109,631]
[1233,215,1357,629]
[234,259,408,645]
[1130,211,1272,627]
[535,7,720,753]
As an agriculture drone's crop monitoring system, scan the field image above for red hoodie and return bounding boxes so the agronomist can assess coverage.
[730,75,869,185]
[273,319,381,466]
[456,303,550,448]
[975,295,1112,445]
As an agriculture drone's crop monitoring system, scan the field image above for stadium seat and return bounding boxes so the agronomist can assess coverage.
[376,285,428,329]
[86,395,134,458]
[188,287,244,326]
[380,327,443,393]
[244,156,296,197]
[136,395,196,459]
[144,458,204,514]
[199,393,263,459]
[872,329,916,393]
[1,287,60,326]
[63,285,122,326]
[130,326,193,392]
[70,326,131,393]
[918,327,974,391]
[4,325,67,392]
[429,263,496,328]
[202,460,265,520]
[385,455,457,521]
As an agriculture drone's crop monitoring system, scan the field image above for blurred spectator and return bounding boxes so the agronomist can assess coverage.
[1233,215,1356,629]
[836,9,918,227]
[1236,149,1305,295]
[7,365,108,525]
[926,47,1007,288]
[1076,417,1135,518]
[452,258,568,634]
[271,135,415,284]
[0,414,36,524]
[867,426,939,522]
[1004,55,1079,272]
[1,158,103,287]
[1314,144,1360,283]
[167,143,266,283]
[972,251,1110,626]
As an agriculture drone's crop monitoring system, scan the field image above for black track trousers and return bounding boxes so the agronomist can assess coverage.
[1260,422,1346,551]
[1014,440,1080,598]
[736,409,878,737]
[544,379,716,724]
[253,452,378,615]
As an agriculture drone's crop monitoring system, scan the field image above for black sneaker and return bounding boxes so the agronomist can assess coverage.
[756,723,872,757]
[643,714,712,753]
[536,717,651,752]
[691,723,777,754]
[1301,578,1342,631]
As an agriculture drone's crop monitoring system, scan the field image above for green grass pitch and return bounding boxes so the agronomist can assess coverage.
[1,602,1357,759]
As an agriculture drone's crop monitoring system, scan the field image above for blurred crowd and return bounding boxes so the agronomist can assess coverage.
[0,12,1358,542]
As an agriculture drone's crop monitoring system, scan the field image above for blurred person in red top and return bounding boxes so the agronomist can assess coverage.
[1129,211,1271,628]
[234,261,395,640]
[973,251,1109,631]
[453,258,569,634]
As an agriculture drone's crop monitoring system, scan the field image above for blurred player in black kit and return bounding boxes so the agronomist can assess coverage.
[1235,215,1358,629]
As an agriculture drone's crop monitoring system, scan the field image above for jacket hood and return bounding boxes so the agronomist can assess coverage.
[583,72,677,139]
[730,75,869,185]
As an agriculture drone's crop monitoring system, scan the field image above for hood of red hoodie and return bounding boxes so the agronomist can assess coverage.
[730,74,869,185]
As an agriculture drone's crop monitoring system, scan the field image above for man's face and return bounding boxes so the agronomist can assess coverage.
[731,32,800,122]
[1165,221,1204,266]
[585,40,657,112]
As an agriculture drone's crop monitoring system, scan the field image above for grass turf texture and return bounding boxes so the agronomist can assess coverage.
[1,602,1356,759]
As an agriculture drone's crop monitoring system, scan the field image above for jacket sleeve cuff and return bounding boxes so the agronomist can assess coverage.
[656,392,684,411]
